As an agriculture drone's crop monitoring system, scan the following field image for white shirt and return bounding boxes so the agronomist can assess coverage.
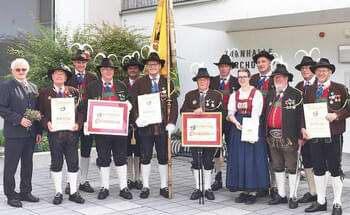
[220,75,230,85]
[260,70,272,78]
[227,86,263,119]
[102,78,113,87]
[318,79,331,89]
[53,84,64,93]
[75,69,85,76]
[304,76,316,86]
[149,74,160,87]
[15,78,27,85]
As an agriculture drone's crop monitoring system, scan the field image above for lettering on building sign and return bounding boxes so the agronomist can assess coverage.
[225,48,273,69]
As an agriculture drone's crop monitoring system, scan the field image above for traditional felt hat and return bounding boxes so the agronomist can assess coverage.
[192,68,211,81]
[253,50,274,63]
[213,54,236,68]
[295,56,316,71]
[47,64,72,81]
[271,64,293,82]
[72,49,90,61]
[142,52,165,68]
[310,58,335,74]
[122,57,144,71]
[96,58,118,72]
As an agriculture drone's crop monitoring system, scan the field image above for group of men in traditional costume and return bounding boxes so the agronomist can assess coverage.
[0,43,349,215]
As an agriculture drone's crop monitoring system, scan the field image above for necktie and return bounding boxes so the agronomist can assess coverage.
[220,78,226,90]
[257,76,266,88]
[152,79,158,93]
[303,81,310,92]
[58,88,63,98]
[200,92,205,108]
[105,82,111,93]
[21,81,28,88]
[274,91,283,102]
[316,84,324,99]
[77,74,83,86]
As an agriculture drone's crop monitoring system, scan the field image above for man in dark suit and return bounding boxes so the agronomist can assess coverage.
[209,54,239,191]
[302,58,350,215]
[265,64,303,209]
[84,56,132,200]
[294,56,318,204]
[65,48,97,194]
[131,52,178,199]
[38,64,85,205]
[181,68,223,200]
[0,58,42,207]
[122,57,143,190]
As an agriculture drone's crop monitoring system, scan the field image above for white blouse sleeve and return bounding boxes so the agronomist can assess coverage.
[251,89,263,118]
[227,93,236,117]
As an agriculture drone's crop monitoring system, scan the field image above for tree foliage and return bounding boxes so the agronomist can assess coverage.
[7,22,149,88]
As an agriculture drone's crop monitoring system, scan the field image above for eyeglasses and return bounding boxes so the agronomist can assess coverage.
[147,63,159,68]
[238,76,249,79]
[15,68,27,72]
[315,69,330,74]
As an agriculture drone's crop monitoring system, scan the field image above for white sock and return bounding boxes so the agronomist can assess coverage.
[116,165,128,190]
[204,170,212,190]
[314,175,326,204]
[51,171,62,194]
[331,176,343,205]
[80,157,90,184]
[134,156,141,181]
[141,164,151,188]
[100,167,110,189]
[325,171,330,187]
[304,168,316,196]
[66,168,69,184]
[275,171,286,197]
[127,156,133,181]
[68,172,78,194]
[158,164,168,189]
[193,169,202,189]
[288,174,300,199]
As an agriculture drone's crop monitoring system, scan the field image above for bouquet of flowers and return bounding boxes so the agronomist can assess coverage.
[24,108,41,130]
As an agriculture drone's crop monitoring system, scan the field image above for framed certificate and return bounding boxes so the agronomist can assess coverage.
[137,93,162,125]
[87,100,129,136]
[181,112,222,147]
[241,117,259,142]
[303,103,331,138]
[51,98,75,131]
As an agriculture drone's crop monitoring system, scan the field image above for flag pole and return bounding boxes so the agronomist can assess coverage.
[166,0,173,199]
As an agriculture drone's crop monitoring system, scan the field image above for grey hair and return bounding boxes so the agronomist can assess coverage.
[10,58,30,71]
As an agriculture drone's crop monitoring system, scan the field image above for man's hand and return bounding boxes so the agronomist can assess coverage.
[47,121,54,132]
[194,108,203,115]
[234,122,242,130]
[36,134,42,144]
[20,117,32,128]
[71,123,79,131]
[135,118,149,128]
[325,113,338,123]
[166,123,176,137]
[298,139,304,148]
[301,128,311,140]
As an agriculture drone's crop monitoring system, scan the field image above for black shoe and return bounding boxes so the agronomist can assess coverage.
[134,180,143,190]
[160,187,169,198]
[127,180,134,190]
[52,193,63,205]
[69,192,85,204]
[140,187,150,199]
[7,199,22,208]
[190,189,202,200]
[245,195,257,205]
[305,201,327,213]
[211,172,222,191]
[204,189,215,200]
[332,203,342,215]
[268,194,288,205]
[65,183,70,195]
[120,188,133,199]
[289,198,298,209]
[97,187,109,200]
[79,181,94,193]
[235,193,248,203]
[298,192,317,203]
[20,193,40,202]
[269,187,278,200]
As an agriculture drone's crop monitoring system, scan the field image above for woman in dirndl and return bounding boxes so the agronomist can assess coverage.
[226,68,270,204]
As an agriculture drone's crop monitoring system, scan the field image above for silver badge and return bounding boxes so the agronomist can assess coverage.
[193,100,197,105]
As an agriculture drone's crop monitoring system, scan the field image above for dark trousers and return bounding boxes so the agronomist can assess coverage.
[140,133,168,165]
[48,131,79,172]
[127,128,141,157]
[95,135,127,167]
[3,137,35,200]
[301,141,313,168]
[191,148,216,170]
[214,119,231,158]
[79,130,94,158]
[311,134,342,177]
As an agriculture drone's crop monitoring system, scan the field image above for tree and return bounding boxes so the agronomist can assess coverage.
[7,22,149,88]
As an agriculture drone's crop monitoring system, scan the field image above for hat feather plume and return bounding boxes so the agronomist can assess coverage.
[70,43,93,53]
[294,47,321,60]
[271,55,288,72]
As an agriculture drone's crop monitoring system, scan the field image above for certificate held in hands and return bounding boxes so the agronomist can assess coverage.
[137,93,162,125]
[241,117,259,142]
[51,98,75,131]
[303,103,331,138]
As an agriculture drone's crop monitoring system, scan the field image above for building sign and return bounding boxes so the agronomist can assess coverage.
[225,48,274,69]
